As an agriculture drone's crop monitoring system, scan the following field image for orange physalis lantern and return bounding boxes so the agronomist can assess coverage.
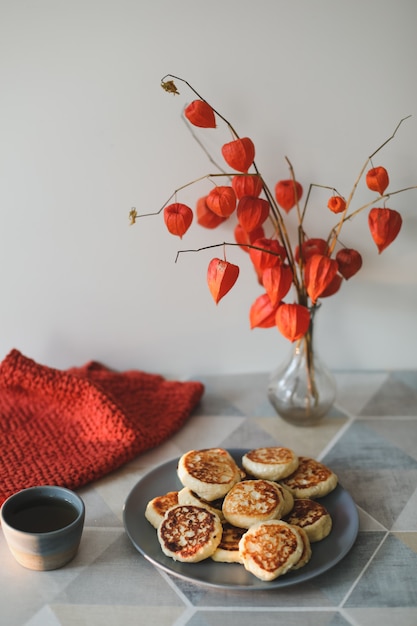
[163,203,193,238]
[206,186,236,217]
[250,293,280,329]
[304,254,339,303]
[336,248,363,279]
[274,180,303,213]
[237,196,270,232]
[295,238,328,263]
[196,196,228,229]
[184,100,216,128]
[221,137,255,173]
[366,166,389,195]
[249,237,286,272]
[262,264,293,307]
[319,273,343,298]
[368,207,402,253]
[327,196,346,214]
[207,258,239,304]
[232,174,263,199]
[234,224,265,252]
[276,303,310,342]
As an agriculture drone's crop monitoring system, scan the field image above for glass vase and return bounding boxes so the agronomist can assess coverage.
[267,311,336,426]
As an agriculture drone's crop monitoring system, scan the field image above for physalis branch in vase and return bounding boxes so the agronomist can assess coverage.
[130,74,416,345]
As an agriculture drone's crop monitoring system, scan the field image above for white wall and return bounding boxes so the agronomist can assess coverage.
[0,0,416,378]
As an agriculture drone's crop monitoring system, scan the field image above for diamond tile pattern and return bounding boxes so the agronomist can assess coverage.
[1,370,417,625]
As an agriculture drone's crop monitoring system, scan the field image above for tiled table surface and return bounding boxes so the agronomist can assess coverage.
[1,370,417,626]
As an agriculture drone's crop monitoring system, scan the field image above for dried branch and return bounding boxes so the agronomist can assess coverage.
[175,241,287,264]
[327,116,412,254]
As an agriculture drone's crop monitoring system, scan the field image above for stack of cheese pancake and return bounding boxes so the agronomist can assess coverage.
[144,446,337,581]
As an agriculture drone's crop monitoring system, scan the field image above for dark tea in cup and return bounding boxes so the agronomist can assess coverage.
[7,496,79,533]
[1,485,85,570]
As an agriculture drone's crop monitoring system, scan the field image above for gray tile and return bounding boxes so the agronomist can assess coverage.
[195,373,276,417]
[345,534,417,607]
[168,574,332,608]
[391,371,417,393]
[0,529,110,626]
[360,374,417,416]
[392,488,417,530]
[193,393,247,416]
[333,371,389,415]
[55,534,184,607]
[326,614,356,626]
[219,420,281,449]
[78,487,123,527]
[312,532,385,606]
[185,610,351,626]
[358,418,417,463]
[323,422,417,471]
[323,469,417,530]
[345,607,417,626]
[323,421,417,528]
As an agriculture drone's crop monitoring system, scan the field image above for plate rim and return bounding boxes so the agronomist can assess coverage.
[123,448,359,590]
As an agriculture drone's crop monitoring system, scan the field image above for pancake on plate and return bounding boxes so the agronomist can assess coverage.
[145,491,179,529]
[275,483,294,517]
[242,447,299,480]
[177,448,242,501]
[222,479,284,529]
[279,456,338,499]
[284,498,332,542]
[157,504,222,563]
[239,520,304,581]
[211,523,246,563]
[178,486,225,522]
[290,525,312,570]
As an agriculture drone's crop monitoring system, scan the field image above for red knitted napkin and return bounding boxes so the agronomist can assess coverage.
[0,349,204,506]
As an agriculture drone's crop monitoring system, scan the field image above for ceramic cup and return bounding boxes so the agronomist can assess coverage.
[0,485,85,571]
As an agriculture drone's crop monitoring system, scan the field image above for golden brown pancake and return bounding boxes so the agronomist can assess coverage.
[145,491,179,528]
[284,498,332,542]
[279,456,338,499]
[290,525,312,570]
[275,483,294,517]
[211,523,246,563]
[177,487,225,522]
[222,479,284,529]
[239,520,304,581]
[177,448,242,501]
[157,504,222,563]
[242,447,299,480]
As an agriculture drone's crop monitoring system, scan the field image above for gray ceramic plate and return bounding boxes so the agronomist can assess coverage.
[123,449,359,590]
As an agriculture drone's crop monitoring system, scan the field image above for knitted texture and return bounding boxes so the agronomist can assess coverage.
[0,349,204,506]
